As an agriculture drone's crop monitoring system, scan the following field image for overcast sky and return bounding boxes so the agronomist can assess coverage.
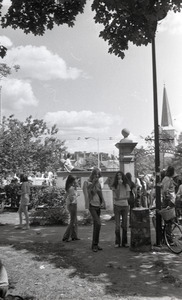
[0,2,182,155]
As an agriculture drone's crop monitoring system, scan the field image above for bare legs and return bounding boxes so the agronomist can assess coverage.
[18,204,30,229]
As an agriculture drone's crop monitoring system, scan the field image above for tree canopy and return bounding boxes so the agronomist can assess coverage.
[1,0,86,35]
[0,0,181,58]
[91,0,182,58]
[0,115,66,174]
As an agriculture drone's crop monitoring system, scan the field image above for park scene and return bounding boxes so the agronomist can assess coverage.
[1,1,182,300]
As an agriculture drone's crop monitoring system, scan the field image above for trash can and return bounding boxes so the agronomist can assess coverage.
[130,207,151,252]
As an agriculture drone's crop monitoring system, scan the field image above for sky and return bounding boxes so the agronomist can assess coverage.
[0,1,182,155]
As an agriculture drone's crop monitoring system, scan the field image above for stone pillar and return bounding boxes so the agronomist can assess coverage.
[115,128,137,178]
[115,129,151,251]
[130,208,151,252]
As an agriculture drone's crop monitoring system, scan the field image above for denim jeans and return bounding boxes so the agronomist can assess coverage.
[63,204,78,240]
[89,205,101,248]
[114,204,129,246]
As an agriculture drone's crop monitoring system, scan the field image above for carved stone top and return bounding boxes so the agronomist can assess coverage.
[120,128,133,143]
[121,128,130,138]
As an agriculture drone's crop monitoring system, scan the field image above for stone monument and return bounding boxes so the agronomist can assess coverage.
[115,128,137,177]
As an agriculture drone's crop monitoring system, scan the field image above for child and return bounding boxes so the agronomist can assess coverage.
[0,259,8,298]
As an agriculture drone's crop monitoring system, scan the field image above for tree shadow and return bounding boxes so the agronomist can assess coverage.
[1,221,182,299]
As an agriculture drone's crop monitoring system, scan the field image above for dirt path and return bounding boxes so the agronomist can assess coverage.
[0,212,182,300]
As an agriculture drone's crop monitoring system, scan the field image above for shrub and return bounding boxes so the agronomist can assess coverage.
[30,185,66,209]
[30,206,69,226]
[29,186,69,226]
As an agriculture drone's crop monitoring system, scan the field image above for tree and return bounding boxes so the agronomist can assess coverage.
[0,0,87,57]
[0,1,181,59]
[171,132,182,173]
[0,115,66,174]
[84,153,98,169]
[134,147,155,175]
[1,0,86,35]
[92,0,182,58]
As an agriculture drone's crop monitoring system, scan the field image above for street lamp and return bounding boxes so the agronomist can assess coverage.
[85,137,100,168]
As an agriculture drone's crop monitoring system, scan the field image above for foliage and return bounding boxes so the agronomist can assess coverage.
[0,115,66,173]
[91,0,182,58]
[30,185,66,208]
[171,132,182,173]
[0,1,181,59]
[4,181,21,208]
[84,154,98,169]
[134,147,155,175]
[1,0,86,35]
[0,45,7,58]
[0,63,11,77]
[30,206,69,225]
[145,130,175,154]
[29,185,69,225]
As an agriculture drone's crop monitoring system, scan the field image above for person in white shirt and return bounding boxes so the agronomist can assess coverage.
[48,170,54,186]
[64,153,85,172]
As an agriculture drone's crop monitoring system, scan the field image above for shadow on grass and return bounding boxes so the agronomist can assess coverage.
[1,217,182,299]
[10,237,182,300]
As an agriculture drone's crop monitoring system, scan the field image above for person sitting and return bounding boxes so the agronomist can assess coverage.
[64,153,85,172]
[0,259,8,299]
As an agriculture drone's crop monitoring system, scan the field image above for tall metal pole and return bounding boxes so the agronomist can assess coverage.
[152,37,162,245]
[0,85,2,125]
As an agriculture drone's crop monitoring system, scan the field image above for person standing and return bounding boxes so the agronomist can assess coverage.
[48,170,54,186]
[62,175,80,242]
[112,171,130,248]
[125,172,136,226]
[86,167,106,252]
[161,166,176,209]
[161,166,176,244]
[16,174,31,230]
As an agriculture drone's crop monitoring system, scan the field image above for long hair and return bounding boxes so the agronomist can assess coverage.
[125,172,132,185]
[20,174,28,183]
[165,166,175,178]
[89,167,101,182]
[112,171,127,189]
[65,174,75,192]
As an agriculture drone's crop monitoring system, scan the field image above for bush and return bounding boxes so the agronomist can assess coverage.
[30,206,69,226]
[29,186,69,226]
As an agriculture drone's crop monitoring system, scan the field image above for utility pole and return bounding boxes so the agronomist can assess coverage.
[0,85,2,125]
[152,36,162,246]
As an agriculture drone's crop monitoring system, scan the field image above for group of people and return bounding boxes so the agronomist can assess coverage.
[62,168,136,252]
[62,165,182,252]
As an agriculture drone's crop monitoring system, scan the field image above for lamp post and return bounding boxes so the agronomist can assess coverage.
[85,137,100,168]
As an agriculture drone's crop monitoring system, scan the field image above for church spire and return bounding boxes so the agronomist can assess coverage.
[161,85,173,127]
